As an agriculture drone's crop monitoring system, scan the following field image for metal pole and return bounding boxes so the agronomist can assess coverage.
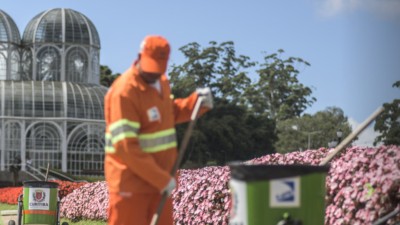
[320,106,384,166]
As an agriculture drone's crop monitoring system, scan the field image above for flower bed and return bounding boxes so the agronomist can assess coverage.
[0,180,87,205]
[53,180,88,199]
[0,187,22,204]
[2,146,399,224]
[60,182,108,221]
[324,146,400,224]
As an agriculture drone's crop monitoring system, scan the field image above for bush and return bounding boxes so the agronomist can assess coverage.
[2,146,399,224]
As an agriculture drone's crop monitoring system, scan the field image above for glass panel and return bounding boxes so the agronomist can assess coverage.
[4,81,13,115]
[22,81,33,117]
[0,17,8,42]
[0,82,2,115]
[87,19,100,47]
[0,52,6,80]
[43,82,55,117]
[67,123,105,175]
[53,82,64,117]
[22,13,41,44]
[26,122,62,171]
[4,122,22,170]
[66,47,88,82]
[66,83,76,117]
[77,16,90,45]
[64,11,74,44]
[90,50,100,84]
[13,82,23,116]
[10,49,20,80]
[52,12,63,43]
[36,46,61,81]
[35,10,62,43]
[33,82,44,117]
[21,49,32,80]
[0,10,20,44]
[74,84,86,118]
[90,85,105,119]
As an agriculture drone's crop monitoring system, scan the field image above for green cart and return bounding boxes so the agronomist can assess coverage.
[8,181,68,225]
[229,164,330,225]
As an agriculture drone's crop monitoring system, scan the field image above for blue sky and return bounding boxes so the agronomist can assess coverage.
[2,0,399,146]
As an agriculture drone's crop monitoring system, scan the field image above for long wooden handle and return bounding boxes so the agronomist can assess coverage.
[150,97,204,225]
[319,106,384,166]
[45,162,50,181]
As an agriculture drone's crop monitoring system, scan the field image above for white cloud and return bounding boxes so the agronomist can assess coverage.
[348,117,382,147]
[316,0,400,19]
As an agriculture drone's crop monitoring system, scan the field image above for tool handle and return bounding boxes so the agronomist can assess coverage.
[319,106,384,166]
[45,162,50,181]
[171,97,203,175]
[150,97,204,225]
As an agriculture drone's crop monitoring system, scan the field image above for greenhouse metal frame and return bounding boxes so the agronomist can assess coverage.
[0,8,107,176]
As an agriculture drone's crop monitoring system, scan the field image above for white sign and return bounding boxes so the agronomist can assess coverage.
[229,179,248,225]
[28,188,50,210]
[270,176,300,207]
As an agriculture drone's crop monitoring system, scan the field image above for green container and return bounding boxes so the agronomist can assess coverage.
[22,181,59,225]
[229,164,330,225]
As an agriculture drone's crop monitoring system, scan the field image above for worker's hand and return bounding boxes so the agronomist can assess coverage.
[161,177,176,196]
[196,87,213,109]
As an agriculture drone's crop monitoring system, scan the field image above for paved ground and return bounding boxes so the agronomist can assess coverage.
[0,210,18,225]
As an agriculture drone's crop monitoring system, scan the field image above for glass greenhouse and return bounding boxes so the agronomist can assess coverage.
[0,8,107,176]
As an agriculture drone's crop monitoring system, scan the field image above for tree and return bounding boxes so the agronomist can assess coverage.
[179,100,276,167]
[169,41,255,105]
[170,41,275,166]
[100,65,119,87]
[275,107,352,153]
[246,49,316,121]
[374,80,400,145]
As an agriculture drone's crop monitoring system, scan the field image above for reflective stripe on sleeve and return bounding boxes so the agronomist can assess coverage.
[105,133,115,153]
[109,119,140,144]
[139,128,177,153]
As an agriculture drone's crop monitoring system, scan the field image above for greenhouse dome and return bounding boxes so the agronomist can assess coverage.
[0,9,21,80]
[21,8,101,84]
[0,9,107,176]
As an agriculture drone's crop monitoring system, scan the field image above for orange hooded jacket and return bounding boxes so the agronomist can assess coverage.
[104,64,206,194]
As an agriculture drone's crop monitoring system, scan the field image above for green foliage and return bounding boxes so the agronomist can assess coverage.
[171,42,307,165]
[100,65,119,87]
[275,107,352,153]
[179,100,276,166]
[248,49,316,120]
[169,41,255,105]
[374,80,400,145]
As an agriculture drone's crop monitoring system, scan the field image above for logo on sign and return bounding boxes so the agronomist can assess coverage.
[270,177,300,207]
[276,181,295,202]
[29,188,50,209]
[147,106,161,122]
[33,190,46,202]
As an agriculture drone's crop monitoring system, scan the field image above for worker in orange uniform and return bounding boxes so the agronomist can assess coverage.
[104,35,213,225]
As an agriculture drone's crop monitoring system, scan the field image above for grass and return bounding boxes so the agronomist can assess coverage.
[0,203,17,211]
[47,169,105,182]
[60,218,106,225]
[0,203,106,225]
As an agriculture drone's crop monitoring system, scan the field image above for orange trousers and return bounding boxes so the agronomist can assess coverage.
[108,192,173,225]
